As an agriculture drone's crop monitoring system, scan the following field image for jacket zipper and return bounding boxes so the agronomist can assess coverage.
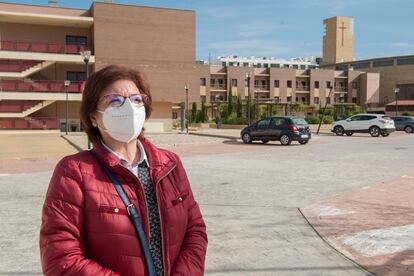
[155,164,177,276]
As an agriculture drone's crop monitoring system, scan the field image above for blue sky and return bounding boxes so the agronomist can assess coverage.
[5,0,414,61]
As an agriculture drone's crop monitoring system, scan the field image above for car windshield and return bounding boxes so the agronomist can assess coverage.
[292,118,308,125]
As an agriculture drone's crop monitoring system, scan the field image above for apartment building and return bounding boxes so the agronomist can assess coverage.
[0,1,199,131]
[216,55,320,70]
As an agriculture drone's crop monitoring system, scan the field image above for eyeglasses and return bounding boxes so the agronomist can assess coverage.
[100,93,148,108]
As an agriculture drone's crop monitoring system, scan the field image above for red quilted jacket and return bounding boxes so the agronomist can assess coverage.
[39,137,208,276]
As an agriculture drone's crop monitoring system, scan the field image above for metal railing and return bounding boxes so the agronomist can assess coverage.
[0,40,93,55]
[210,84,227,89]
[296,86,310,91]
[0,80,83,93]
[334,87,348,92]
[0,100,41,112]
[0,117,59,130]
[254,85,270,90]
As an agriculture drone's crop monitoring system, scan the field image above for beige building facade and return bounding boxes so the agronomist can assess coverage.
[322,16,354,65]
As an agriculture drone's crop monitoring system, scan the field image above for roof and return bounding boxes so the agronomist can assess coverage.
[386,100,414,106]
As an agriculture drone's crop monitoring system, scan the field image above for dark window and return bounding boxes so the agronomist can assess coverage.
[222,62,226,66]
[271,64,280,68]
[257,119,270,129]
[314,97,319,104]
[66,35,87,45]
[210,79,216,85]
[274,80,280,88]
[300,65,306,69]
[373,60,394,67]
[352,97,357,103]
[284,64,290,68]
[336,65,349,70]
[397,58,414,66]
[363,115,377,120]
[301,97,306,102]
[270,118,285,128]
[243,62,249,67]
[172,112,178,119]
[352,82,358,89]
[200,78,206,86]
[293,65,298,69]
[287,96,292,102]
[352,62,370,69]
[314,81,319,88]
[350,115,364,121]
[287,80,292,88]
[326,81,331,88]
[274,97,280,103]
[296,97,299,102]
[326,97,331,104]
[231,79,237,86]
[67,71,86,81]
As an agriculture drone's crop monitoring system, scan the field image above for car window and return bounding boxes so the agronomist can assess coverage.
[392,117,400,122]
[365,115,377,120]
[350,115,362,121]
[257,119,270,129]
[292,118,308,125]
[270,118,285,128]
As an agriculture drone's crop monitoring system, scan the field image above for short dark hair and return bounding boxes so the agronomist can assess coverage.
[80,65,152,143]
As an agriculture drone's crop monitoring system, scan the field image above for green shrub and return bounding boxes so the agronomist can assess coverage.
[402,112,412,116]
[305,115,320,124]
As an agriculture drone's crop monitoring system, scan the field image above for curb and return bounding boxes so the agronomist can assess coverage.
[61,135,84,152]
[297,207,375,276]
[189,132,239,141]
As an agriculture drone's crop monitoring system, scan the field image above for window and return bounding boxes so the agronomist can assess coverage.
[231,79,237,87]
[352,82,358,89]
[314,97,319,104]
[200,78,206,86]
[172,112,178,119]
[350,115,363,121]
[301,97,306,102]
[373,60,394,67]
[264,63,269,68]
[67,71,86,81]
[300,65,306,70]
[397,58,414,66]
[274,80,280,88]
[296,97,299,102]
[283,64,290,68]
[210,79,216,85]
[287,80,292,88]
[352,97,357,103]
[363,115,377,120]
[222,62,226,66]
[218,79,224,85]
[293,65,298,69]
[326,81,331,88]
[287,96,292,102]
[66,35,87,45]
[352,62,370,69]
[243,62,249,67]
[274,97,280,103]
[271,64,280,68]
[326,97,331,104]
[301,81,307,87]
[257,119,270,129]
[270,118,285,128]
[314,81,319,88]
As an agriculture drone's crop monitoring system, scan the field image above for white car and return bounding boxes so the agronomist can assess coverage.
[331,114,396,137]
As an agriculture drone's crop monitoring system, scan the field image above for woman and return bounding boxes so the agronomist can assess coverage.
[39,65,208,276]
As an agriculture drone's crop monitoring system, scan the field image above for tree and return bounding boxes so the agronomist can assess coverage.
[227,83,233,115]
[191,102,197,124]
[236,96,242,118]
[201,100,207,122]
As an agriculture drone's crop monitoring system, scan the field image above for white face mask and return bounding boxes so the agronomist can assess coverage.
[98,98,146,143]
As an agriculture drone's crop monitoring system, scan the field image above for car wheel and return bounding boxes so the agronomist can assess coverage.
[280,134,291,146]
[405,126,413,133]
[345,132,354,136]
[298,140,308,145]
[334,126,345,136]
[242,133,252,143]
[369,126,380,137]
[261,139,269,144]
[381,132,390,137]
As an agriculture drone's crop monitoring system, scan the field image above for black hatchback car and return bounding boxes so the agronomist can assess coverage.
[241,116,311,145]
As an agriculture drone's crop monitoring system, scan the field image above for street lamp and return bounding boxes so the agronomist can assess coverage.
[245,72,251,126]
[185,84,189,134]
[80,50,91,148]
[254,89,258,120]
[394,88,400,116]
[64,80,70,135]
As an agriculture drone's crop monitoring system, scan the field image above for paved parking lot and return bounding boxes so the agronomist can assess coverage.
[0,132,413,275]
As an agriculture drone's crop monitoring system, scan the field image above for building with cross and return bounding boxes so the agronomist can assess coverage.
[322,16,354,65]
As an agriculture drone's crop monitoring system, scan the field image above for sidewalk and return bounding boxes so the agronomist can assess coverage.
[301,171,414,275]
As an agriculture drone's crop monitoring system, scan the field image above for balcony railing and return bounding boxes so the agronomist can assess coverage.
[296,86,310,91]
[0,80,83,93]
[0,117,59,130]
[0,60,42,72]
[210,84,227,90]
[254,85,270,90]
[0,40,93,55]
[334,87,348,92]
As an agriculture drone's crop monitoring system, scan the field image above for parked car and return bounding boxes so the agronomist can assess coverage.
[390,116,414,133]
[241,116,311,146]
[331,114,396,137]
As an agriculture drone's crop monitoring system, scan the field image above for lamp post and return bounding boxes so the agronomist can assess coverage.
[395,88,400,116]
[64,80,70,135]
[185,84,189,134]
[245,72,251,126]
[80,50,91,148]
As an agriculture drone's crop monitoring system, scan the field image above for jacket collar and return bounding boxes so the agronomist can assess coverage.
[92,136,178,183]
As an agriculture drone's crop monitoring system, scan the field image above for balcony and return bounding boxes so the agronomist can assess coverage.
[0,60,43,72]
[1,40,93,55]
[210,84,227,91]
[254,85,270,91]
[0,80,83,93]
[0,117,59,130]
[334,87,348,93]
[296,86,310,92]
